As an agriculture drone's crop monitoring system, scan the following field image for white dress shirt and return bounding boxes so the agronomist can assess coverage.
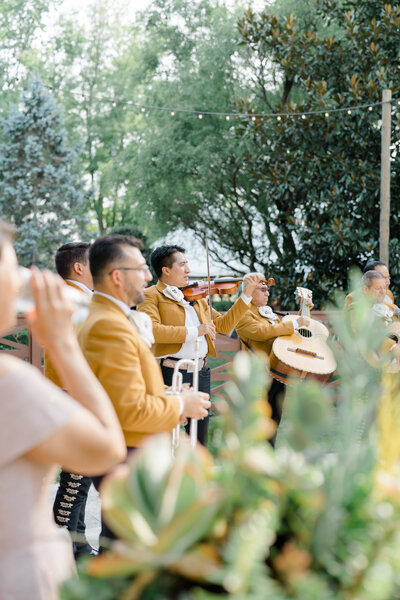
[65,279,93,297]
[160,284,251,360]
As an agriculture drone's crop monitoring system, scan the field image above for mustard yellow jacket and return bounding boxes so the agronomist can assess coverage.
[76,294,180,447]
[235,303,295,358]
[137,280,249,357]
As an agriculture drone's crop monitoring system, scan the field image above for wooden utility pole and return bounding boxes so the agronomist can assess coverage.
[379,89,392,265]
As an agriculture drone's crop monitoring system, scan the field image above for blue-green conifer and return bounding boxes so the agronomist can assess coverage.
[0,78,86,267]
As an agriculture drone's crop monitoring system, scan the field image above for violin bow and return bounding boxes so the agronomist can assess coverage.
[205,235,213,321]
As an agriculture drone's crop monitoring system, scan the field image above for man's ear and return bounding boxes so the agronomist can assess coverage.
[161,265,170,278]
[72,262,83,276]
[110,269,123,287]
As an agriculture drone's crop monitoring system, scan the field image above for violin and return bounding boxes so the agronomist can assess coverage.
[181,277,275,302]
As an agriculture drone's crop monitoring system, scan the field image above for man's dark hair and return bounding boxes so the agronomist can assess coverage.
[150,245,185,278]
[363,260,387,274]
[90,234,143,284]
[55,242,91,279]
[362,270,385,287]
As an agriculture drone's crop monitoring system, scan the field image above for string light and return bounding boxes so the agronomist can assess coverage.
[13,80,399,121]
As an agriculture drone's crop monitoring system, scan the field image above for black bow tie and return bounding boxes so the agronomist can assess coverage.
[189,300,196,306]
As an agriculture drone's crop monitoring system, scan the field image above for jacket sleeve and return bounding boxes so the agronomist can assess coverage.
[137,292,187,344]
[211,297,250,334]
[236,313,294,341]
[84,318,180,434]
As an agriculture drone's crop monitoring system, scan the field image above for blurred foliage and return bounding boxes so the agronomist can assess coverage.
[1,0,399,305]
[62,276,400,599]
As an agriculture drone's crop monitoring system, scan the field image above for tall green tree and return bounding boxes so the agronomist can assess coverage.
[0,78,86,267]
[31,0,145,235]
[131,0,400,306]
[0,0,55,121]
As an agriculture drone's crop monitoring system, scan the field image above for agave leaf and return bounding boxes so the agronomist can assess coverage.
[159,445,213,526]
[170,543,223,582]
[120,570,157,600]
[155,487,223,557]
[100,468,148,544]
[86,552,146,578]
[101,469,158,546]
[125,436,173,532]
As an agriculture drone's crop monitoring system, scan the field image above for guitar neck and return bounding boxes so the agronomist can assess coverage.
[300,299,311,318]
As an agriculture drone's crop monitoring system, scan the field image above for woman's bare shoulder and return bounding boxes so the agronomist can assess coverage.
[0,355,25,378]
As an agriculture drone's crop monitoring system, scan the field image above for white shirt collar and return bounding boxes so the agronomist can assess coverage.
[93,290,131,317]
[65,279,93,297]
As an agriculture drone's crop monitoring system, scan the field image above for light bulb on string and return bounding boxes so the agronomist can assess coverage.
[226,115,230,120]
[368,106,373,111]
[324,112,329,117]
[198,114,203,119]
[347,109,352,114]
[112,101,117,107]
[251,116,256,121]
[301,114,306,120]
[277,115,282,121]
[171,111,175,116]
[81,94,86,101]
[141,107,145,112]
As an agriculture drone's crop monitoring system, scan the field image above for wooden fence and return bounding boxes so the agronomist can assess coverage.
[0,314,43,368]
[1,311,332,398]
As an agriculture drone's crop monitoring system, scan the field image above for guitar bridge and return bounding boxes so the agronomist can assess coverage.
[287,347,324,360]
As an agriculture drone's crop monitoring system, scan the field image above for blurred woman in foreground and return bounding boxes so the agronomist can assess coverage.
[0,221,126,600]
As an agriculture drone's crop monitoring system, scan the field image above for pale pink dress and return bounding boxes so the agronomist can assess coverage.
[0,363,79,600]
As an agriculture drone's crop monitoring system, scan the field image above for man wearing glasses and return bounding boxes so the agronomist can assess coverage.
[76,235,210,547]
[236,275,309,434]
[345,260,397,312]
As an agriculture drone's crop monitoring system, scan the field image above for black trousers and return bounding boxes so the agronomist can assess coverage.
[268,378,286,446]
[52,470,92,554]
[161,364,211,446]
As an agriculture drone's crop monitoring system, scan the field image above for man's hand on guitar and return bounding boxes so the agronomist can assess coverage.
[297,316,310,327]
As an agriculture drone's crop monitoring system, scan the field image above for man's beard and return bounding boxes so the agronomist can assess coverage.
[131,289,145,307]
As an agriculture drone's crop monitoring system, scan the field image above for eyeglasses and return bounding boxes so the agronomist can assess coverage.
[108,265,150,275]
[255,286,270,292]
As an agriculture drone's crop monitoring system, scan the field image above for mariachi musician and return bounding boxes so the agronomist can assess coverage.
[345,260,397,313]
[235,274,310,433]
[137,245,263,446]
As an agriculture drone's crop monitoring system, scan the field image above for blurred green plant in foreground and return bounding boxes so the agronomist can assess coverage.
[62,275,400,600]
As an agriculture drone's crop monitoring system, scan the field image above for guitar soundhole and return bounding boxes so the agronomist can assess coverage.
[298,328,312,338]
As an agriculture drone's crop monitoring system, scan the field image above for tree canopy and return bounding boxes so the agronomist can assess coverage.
[0,0,399,305]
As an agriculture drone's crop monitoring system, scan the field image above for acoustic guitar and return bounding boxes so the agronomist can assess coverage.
[269,287,336,385]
